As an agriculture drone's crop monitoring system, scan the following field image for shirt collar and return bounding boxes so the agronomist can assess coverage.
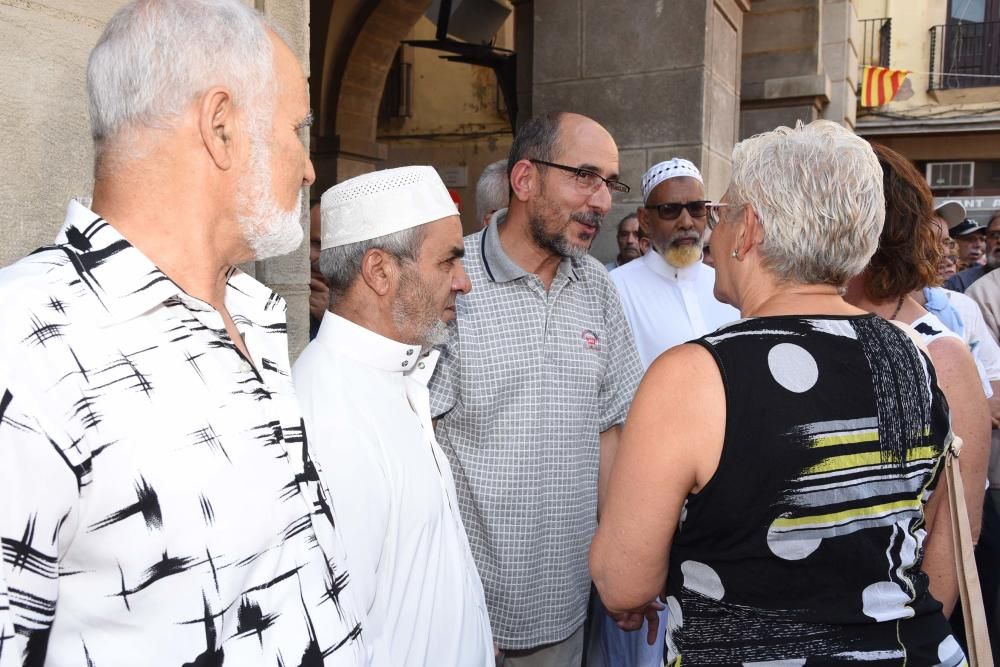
[57,200,282,326]
[642,247,703,283]
[481,208,579,283]
[314,312,438,377]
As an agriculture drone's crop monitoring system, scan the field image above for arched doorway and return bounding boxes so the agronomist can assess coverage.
[311,0,432,192]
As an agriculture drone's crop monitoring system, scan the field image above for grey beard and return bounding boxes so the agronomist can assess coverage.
[422,319,450,347]
[528,212,600,259]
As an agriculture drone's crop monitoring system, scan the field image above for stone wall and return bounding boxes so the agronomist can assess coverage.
[820,0,859,127]
[740,0,858,139]
[530,0,749,264]
[0,0,313,359]
[0,1,111,266]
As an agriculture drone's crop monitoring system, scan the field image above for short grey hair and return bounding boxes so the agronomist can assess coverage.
[87,0,277,159]
[476,160,509,223]
[727,120,885,287]
[319,226,426,302]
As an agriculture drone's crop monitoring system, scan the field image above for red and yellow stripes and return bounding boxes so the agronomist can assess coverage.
[861,66,909,107]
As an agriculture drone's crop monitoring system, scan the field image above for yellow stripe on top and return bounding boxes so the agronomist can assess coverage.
[802,446,938,475]
[811,429,879,448]
[771,498,921,530]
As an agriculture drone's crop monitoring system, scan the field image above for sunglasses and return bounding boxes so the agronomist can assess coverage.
[644,201,711,221]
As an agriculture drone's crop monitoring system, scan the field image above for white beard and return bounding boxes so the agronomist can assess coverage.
[237,133,304,260]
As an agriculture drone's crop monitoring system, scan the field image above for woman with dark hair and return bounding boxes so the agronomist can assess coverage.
[843,143,991,613]
[591,121,972,665]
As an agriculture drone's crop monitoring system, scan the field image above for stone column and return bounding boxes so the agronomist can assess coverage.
[528,0,750,263]
[820,0,860,128]
[741,0,860,138]
[741,0,832,138]
[255,0,312,360]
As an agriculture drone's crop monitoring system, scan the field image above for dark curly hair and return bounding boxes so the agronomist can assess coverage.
[864,143,942,301]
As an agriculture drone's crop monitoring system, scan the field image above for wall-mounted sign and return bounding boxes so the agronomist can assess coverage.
[934,196,1000,224]
[438,165,468,188]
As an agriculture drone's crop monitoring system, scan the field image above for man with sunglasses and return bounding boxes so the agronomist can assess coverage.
[429,111,644,666]
[611,158,739,369]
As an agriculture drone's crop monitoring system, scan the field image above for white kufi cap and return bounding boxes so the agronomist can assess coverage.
[321,166,459,250]
[641,158,703,203]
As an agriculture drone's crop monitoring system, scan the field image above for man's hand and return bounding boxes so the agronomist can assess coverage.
[606,599,664,646]
[309,273,330,322]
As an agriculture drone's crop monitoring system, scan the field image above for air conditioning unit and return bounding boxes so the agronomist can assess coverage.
[926,161,975,190]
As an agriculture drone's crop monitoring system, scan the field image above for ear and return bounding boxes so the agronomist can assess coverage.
[735,205,763,259]
[359,248,398,297]
[198,87,237,171]
[636,206,651,236]
[509,159,537,203]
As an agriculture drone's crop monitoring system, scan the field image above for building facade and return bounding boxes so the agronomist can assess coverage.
[855,0,1000,223]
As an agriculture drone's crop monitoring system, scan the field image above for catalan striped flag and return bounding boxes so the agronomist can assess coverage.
[860,66,909,107]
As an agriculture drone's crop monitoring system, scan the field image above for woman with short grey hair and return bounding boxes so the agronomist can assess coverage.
[591,120,967,665]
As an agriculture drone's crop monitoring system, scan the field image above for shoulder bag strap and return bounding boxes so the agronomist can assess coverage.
[945,435,994,666]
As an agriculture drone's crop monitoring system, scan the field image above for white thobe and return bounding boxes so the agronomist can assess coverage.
[594,252,738,667]
[611,251,740,368]
[293,314,493,667]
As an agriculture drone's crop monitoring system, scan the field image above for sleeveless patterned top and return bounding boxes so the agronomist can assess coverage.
[665,314,965,666]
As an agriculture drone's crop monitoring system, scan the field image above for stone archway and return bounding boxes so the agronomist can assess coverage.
[311,0,432,192]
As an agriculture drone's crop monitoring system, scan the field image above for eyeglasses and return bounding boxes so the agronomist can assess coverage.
[706,203,730,230]
[645,201,710,221]
[987,231,1000,242]
[529,159,630,196]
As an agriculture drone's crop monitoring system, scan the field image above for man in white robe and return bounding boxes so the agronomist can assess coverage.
[293,166,494,666]
[611,159,740,367]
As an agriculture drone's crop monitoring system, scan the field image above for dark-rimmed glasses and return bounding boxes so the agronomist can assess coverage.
[645,201,711,221]
[706,203,729,230]
[529,159,630,196]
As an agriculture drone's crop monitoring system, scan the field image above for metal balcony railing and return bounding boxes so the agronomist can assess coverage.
[860,17,892,68]
[929,20,1000,90]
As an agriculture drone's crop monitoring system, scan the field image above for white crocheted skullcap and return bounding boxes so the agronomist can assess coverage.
[641,158,703,203]
[320,166,459,250]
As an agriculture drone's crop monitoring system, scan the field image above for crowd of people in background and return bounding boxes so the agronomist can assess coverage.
[1,1,998,666]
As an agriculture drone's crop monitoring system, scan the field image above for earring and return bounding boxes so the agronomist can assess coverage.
[731,250,740,260]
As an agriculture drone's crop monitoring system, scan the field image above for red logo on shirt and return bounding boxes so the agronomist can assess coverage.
[581,330,600,350]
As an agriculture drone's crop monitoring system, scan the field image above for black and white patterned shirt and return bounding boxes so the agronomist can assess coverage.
[0,202,367,666]
[429,212,644,649]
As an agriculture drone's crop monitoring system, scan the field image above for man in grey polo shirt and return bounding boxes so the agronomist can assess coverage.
[429,111,644,665]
